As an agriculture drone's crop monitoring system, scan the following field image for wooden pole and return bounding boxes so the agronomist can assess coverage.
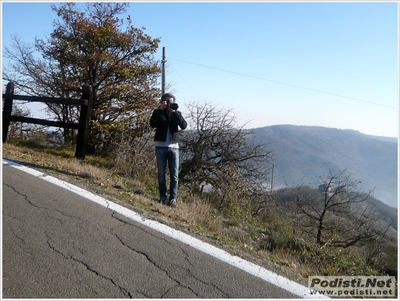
[3,82,15,143]
[74,85,92,159]
[162,47,166,95]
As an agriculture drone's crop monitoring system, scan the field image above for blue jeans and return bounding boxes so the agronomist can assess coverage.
[155,147,179,201]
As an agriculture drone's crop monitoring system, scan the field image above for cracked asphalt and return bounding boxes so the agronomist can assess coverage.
[3,164,299,298]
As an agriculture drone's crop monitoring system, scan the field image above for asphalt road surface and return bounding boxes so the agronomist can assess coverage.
[3,161,318,298]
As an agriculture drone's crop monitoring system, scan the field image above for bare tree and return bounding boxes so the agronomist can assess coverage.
[294,164,385,247]
[179,100,274,213]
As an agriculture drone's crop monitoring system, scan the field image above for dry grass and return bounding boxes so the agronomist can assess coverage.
[4,143,114,185]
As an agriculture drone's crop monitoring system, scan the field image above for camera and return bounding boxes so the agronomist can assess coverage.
[167,101,179,110]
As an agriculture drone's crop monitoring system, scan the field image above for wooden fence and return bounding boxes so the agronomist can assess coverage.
[2,82,93,159]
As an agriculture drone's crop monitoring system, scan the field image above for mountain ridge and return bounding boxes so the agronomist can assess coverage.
[252,125,398,208]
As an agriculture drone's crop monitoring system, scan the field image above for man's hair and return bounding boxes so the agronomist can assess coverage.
[161,93,175,102]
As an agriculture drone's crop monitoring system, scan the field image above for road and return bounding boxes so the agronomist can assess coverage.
[2,160,321,298]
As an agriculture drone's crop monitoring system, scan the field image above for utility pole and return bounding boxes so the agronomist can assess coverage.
[161,47,166,95]
[270,163,275,193]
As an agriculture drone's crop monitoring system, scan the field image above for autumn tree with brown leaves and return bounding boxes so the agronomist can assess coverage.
[3,2,161,150]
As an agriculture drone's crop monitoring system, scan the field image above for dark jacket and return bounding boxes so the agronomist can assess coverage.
[150,109,187,144]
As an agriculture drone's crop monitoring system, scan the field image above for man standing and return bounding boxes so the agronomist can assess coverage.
[150,93,187,207]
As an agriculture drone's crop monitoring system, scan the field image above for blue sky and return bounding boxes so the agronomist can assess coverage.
[1,1,399,137]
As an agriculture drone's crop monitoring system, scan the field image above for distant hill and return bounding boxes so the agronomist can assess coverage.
[252,125,398,208]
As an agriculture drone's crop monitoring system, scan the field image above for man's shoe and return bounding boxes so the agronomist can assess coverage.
[169,199,177,207]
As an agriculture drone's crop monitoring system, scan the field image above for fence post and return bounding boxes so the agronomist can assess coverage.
[74,85,92,159]
[2,82,15,143]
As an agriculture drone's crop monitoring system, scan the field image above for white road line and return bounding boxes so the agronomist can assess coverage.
[3,158,328,299]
